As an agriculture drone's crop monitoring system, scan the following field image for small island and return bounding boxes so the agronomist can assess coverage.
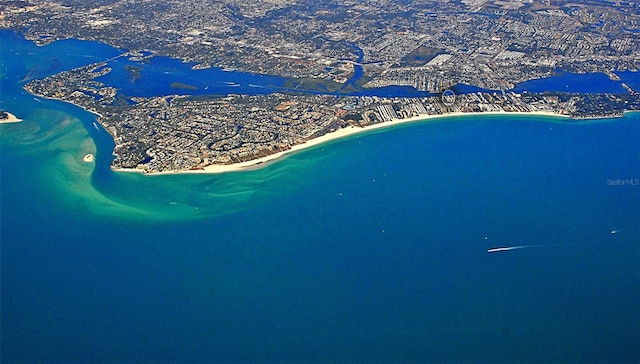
[170,82,199,91]
[0,111,23,124]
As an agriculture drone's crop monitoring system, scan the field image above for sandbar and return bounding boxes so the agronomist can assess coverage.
[0,112,23,124]
[120,110,568,175]
[83,154,95,163]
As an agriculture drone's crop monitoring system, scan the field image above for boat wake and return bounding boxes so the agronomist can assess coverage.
[488,228,625,253]
[487,245,535,253]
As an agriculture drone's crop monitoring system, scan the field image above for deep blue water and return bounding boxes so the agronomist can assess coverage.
[513,71,628,94]
[619,70,640,92]
[98,48,434,98]
[449,70,640,95]
[96,55,287,97]
[2,30,640,363]
[5,29,636,100]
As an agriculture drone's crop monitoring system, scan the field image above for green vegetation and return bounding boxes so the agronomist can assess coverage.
[170,82,199,91]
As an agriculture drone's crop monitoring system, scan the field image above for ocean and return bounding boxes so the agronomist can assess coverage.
[1,30,639,363]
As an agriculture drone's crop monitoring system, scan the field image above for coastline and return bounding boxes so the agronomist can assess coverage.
[0,112,23,124]
[22,83,630,177]
[35,94,105,118]
[120,110,569,175]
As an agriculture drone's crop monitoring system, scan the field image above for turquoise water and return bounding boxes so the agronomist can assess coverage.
[2,31,640,362]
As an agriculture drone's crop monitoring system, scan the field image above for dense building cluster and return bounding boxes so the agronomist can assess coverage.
[24,61,640,173]
[5,0,640,173]
[2,0,639,90]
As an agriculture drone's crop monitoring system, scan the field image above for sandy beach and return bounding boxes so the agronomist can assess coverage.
[0,112,23,124]
[30,91,570,176]
[119,110,568,175]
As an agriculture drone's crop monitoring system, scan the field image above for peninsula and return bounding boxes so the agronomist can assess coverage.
[24,61,640,174]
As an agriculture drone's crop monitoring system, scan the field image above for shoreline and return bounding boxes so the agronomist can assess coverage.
[0,112,23,124]
[120,110,569,176]
[23,88,630,176]
[35,94,106,118]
